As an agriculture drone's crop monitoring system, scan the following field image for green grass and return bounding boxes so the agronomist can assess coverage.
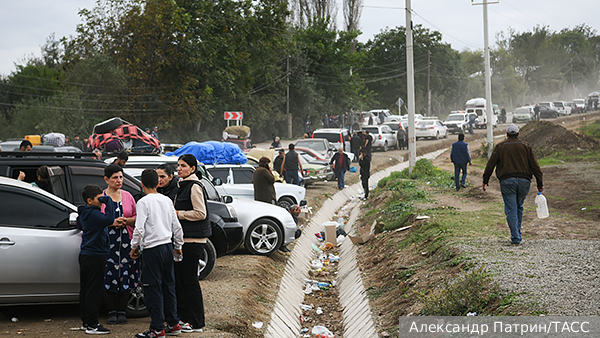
[579,120,600,139]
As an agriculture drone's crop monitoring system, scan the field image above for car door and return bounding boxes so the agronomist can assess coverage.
[0,185,80,304]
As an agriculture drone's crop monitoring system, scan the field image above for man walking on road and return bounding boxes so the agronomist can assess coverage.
[358,149,371,200]
[281,144,303,186]
[329,147,350,190]
[482,124,543,245]
[450,133,471,191]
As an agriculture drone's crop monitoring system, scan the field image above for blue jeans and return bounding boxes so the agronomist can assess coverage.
[336,168,345,189]
[352,149,359,162]
[499,177,531,244]
[286,170,300,185]
[454,163,467,191]
[142,243,178,331]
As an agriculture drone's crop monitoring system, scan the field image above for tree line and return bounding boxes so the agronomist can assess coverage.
[0,0,598,143]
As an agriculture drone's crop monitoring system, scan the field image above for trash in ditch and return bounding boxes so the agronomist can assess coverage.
[252,321,263,329]
[312,243,322,251]
[311,260,324,270]
[11,317,18,322]
[315,233,324,241]
[337,217,345,227]
[301,328,309,333]
[582,207,587,210]
[336,235,345,245]
[467,312,478,316]
[316,307,323,315]
[415,216,430,220]
[299,304,313,311]
[328,254,339,262]
[319,242,335,251]
[312,325,335,338]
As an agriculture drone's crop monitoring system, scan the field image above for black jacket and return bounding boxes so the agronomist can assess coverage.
[157,177,179,201]
[351,135,362,151]
[175,180,212,238]
[330,152,351,172]
[359,154,371,177]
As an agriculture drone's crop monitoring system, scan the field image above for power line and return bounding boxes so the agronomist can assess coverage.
[410,10,481,49]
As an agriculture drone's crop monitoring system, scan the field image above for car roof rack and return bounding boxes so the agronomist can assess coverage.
[0,151,99,159]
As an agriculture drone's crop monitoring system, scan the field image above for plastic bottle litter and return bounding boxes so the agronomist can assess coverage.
[312,243,321,251]
[316,307,323,315]
[11,317,18,322]
[252,321,263,329]
[299,304,313,311]
[535,192,549,218]
[337,217,345,228]
[300,328,309,333]
[317,282,332,288]
[311,260,324,270]
[328,254,339,262]
[312,325,334,338]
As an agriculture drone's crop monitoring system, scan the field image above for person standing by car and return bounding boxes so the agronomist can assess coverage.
[18,140,32,151]
[270,136,282,149]
[112,151,129,168]
[174,154,209,333]
[468,114,475,135]
[500,106,507,124]
[253,157,276,205]
[77,185,116,335]
[304,114,311,135]
[450,133,471,191]
[358,149,371,200]
[379,112,385,125]
[273,149,285,176]
[350,132,362,162]
[101,164,138,325]
[281,144,303,186]
[322,114,330,128]
[329,147,350,190]
[482,124,543,245]
[534,104,540,121]
[368,114,374,126]
[361,130,373,156]
[130,169,184,338]
[73,135,85,151]
[156,164,179,201]
[396,125,406,150]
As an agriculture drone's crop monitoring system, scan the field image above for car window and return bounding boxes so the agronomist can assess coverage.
[446,115,464,121]
[312,133,342,144]
[0,187,70,229]
[296,140,327,151]
[233,169,254,184]
[200,178,220,201]
[385,123,400,131]
[363,127,379,134]
[207,168,229,183]
[70,166,108,206]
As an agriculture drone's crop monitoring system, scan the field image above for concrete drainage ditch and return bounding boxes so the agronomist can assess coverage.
[264,149,447,338]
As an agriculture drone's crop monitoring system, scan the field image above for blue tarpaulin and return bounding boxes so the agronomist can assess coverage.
[165,141,247,164]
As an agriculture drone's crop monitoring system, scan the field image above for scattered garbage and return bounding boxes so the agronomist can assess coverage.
[312,243,322,251]
[467,312,478,316]
[336,234,345,245]
[299,304,313,311]
[301,328,309,333]
[394,225,413,233]
[11,317,18,322]
[319,242,335,251]
[415,216,430,220]
[252,321,263,329]
[348,220,376,244]
[328,254,339,262]
[316,307,323,315]
[582,207,587,211]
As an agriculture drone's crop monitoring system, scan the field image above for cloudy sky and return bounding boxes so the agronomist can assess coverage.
[1,0,598,77]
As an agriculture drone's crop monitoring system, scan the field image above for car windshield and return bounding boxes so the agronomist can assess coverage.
[446,115,464,121]
[385,123,400,131]
[514,108,530,114]
[363,127,379,134]
[312,133,342,144]
[296,140,327,151]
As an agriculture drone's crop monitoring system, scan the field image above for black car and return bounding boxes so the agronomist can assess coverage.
[0,152,243,312]
[539,106,559,119]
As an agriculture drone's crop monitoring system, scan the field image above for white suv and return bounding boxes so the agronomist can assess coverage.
[552,101,571,116]
[362,125,398,151]
[444,113,470,134]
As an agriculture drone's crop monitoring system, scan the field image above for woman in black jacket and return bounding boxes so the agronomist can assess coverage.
[174,154,210,333]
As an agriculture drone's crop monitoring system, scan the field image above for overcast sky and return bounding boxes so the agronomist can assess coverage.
[1,0,598,77]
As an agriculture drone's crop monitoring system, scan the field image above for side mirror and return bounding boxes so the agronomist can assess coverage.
[69,212,78,227]
[222,195,233,204]
[213,177,223,186]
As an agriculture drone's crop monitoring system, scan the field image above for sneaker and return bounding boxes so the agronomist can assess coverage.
[165,323,182,336]
[180,324,203,333]
[460,183,467,188]
[117,313,127,324]
[135,329,166,338]
[85,324,111,335]
[107,314,118,325]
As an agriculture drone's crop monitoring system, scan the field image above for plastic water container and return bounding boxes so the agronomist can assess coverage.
[535,192,549,219]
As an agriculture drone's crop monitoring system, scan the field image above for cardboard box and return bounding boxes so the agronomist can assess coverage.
[349,220,376,244]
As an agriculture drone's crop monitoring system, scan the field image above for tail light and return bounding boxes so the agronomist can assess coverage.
[378,135,382,139]
[428,127,434,129]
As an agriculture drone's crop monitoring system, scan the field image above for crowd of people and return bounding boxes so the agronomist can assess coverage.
[76,154,209,336]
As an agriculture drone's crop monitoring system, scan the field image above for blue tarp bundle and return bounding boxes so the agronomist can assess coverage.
[165,141,247,164]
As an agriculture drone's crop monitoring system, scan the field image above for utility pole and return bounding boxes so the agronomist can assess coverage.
[287,54,292,139]
[473,0,498,159]
[406,0,416,173]
[427,50,431,116]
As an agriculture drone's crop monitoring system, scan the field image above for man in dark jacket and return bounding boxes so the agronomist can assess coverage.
[253,157,276,205]
[329,147,350,190]
[72,135,85,151]
[358,149,371,200]
[281,144,303,185]
[483,124,543,245]
[350,132,362,162]
[322,114,330,128]
[156,164,179,201]
[273,149,285,175]
[533,104,540,121]
[396,126,406,150]
[450,133,471,191]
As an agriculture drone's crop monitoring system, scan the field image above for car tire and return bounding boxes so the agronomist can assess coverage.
[277,196,295,209]
[383,141,388,152]
[553,113,558,119]
[245,218,283,256]
[198,239,217,280]
[126,285,149,318]
[93,117,123,134]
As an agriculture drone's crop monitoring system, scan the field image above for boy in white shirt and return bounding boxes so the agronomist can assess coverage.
[130,169,184,338]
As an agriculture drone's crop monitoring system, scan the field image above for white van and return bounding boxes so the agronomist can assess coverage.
[465,98,498,129]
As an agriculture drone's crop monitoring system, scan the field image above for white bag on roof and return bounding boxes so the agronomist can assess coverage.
[43,133,65,147]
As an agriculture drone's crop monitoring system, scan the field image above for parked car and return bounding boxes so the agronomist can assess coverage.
[311,128,351,153]
[223,138,254,153]
[368,109,392,124]
[565,102,583,114]
[539,106,559,119]
[415,119,448,140]
[552,101,571,116]
[443,113,471,134]
[572,99,586,112]
[204,163,307,208]
[512,107,534,123]
[400,114,424,122]
[362,125,397,151]
[382,121,402,136]
[296,149,334,181]
[3,152,243,282]
[294,138,335,160]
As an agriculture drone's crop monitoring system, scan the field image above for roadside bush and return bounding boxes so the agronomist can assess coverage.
[396,158,454,188]
[418,264,500,315]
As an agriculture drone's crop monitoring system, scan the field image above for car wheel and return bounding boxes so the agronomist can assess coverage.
[126,285,149,318]
[383,141,388,152]
[245,218,283,256]
[198,239,217,280]
[553,113,558,119]
[277,196,295,209]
